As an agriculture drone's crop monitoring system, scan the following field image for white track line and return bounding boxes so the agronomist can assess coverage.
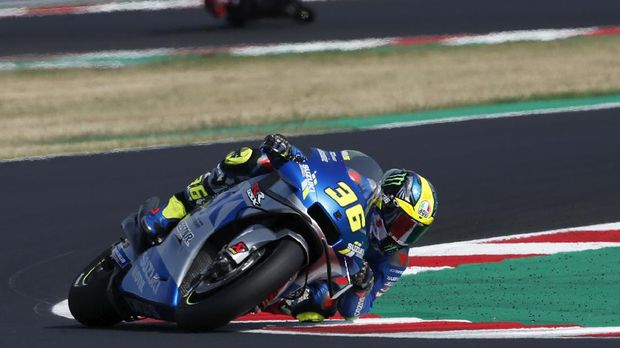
[249,326,620,339]
[368,102,620,130]
[230,38,393,56]
[444,28,596,46]
[408,242,620,256]
[409,221,620,253]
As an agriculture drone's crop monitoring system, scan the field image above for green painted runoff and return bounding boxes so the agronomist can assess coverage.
[372,247,620,327]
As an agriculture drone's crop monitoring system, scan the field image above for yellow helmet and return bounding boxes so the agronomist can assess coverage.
[379,169,438,248]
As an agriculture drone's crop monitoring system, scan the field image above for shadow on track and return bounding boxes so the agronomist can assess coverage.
[147,19,298,37]
[45,319,310,334]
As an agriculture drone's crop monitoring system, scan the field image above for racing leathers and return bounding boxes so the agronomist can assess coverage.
[142,139,409,321]
[141,145,276,242]
[287,209,408,321]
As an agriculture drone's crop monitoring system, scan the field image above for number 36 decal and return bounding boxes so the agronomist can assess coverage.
[324,182,365,232]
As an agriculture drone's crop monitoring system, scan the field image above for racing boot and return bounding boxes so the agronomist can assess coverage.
[290,282,338,322]
[141,196,186,244]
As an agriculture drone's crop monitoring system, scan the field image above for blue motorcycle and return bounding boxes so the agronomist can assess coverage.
[68,148,382,331]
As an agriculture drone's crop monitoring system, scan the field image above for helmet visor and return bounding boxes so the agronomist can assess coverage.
[385,207,430,247]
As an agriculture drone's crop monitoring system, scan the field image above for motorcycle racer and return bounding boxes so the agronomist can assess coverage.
[205,0,314,26]
[142,134,438,322]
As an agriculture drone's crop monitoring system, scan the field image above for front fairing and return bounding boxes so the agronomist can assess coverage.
[283,148,372,260]
[269,149,378,297]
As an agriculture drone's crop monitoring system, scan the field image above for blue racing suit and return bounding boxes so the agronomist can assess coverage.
[294,209,408,320]
[143,143,409,320]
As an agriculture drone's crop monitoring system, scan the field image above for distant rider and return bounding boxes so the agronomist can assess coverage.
[205,0,312,25]
[142,134,438,321]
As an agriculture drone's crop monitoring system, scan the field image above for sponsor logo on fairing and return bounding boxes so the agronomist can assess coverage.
[329,151,338,161]
[140,257,162,295]
[317,149,329,162]
[246,182,265,206]
[299,163,317,199]
[175,221,194,247]
[131,266,145,293]
[112,246,129,268]
[228,242,249,255]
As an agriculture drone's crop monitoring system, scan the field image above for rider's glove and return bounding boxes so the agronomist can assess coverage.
[261,133,293,161]
[141,208,177,244]
[351,260,374,293]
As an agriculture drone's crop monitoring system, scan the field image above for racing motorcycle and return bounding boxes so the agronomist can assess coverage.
[205,0,315,26]
[68,148,382,331]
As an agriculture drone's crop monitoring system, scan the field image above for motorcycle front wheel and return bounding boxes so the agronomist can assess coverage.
[176,238,305,331]
[68,248,122,327]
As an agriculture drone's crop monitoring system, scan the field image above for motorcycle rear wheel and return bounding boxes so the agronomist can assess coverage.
[176,238,305,331]
[68,248,122,327]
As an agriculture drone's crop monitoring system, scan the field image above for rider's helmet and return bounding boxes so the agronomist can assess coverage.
[378,169,438,251]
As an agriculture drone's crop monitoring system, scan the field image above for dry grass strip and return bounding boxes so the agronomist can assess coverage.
[1,36,619,159]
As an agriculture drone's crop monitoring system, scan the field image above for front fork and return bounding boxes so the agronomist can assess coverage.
[106,239,141,322]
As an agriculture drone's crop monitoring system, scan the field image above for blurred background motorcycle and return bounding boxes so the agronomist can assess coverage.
[205,0,315,26]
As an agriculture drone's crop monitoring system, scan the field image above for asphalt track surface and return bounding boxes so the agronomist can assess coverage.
[2,1,620,346]
[2,111,620,347]
[1,0,620,56]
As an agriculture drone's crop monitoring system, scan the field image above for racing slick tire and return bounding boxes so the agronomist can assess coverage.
[177,238,306,331]
[68,248,122,327]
